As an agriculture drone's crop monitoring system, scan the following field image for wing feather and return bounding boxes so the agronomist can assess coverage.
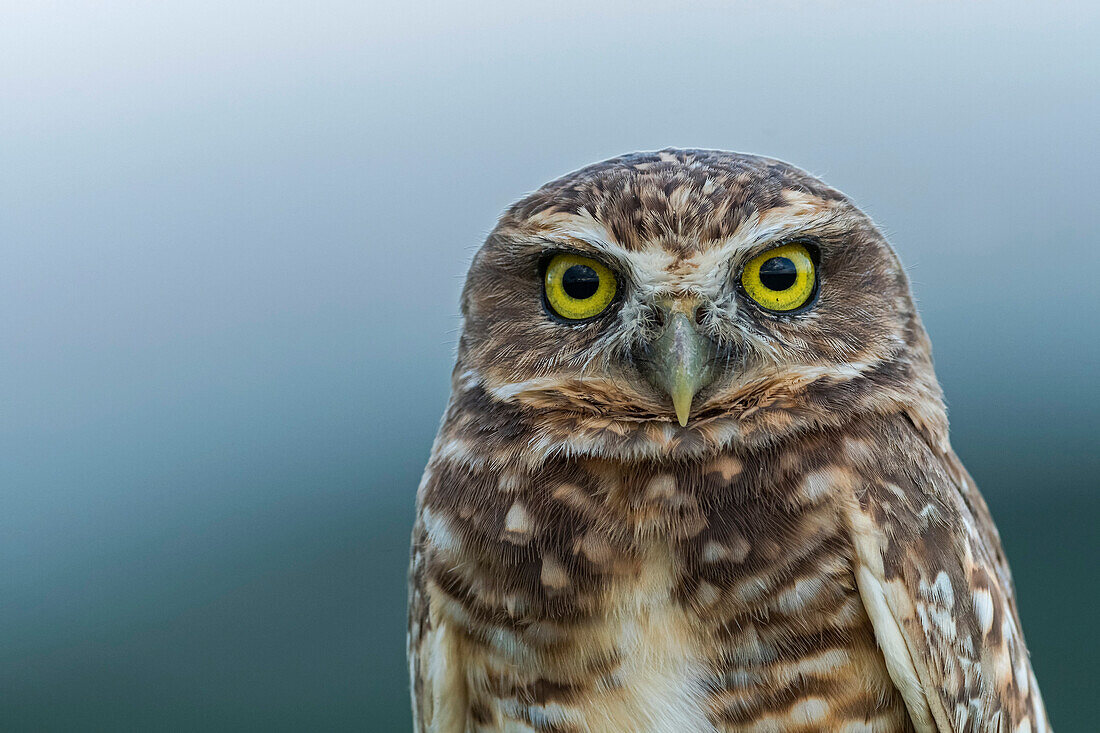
[843,416,1050,733]
[408,517,469,733]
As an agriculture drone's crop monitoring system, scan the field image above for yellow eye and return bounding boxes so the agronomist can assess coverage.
[740,242,817,312]
[544,253,618,321]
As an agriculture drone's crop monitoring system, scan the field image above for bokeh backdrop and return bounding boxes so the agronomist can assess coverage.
[2,1,1097,730]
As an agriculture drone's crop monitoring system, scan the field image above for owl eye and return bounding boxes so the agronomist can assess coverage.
[740,242,817,312]
[543,253,618,321]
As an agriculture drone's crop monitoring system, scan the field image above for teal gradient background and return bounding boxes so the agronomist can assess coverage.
[2,2,1096,730]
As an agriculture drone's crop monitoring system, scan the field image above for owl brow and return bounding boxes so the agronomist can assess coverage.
[529,232,631,262]
[529,235,606,257]
[705,205,848,264]
[520,212,650,259]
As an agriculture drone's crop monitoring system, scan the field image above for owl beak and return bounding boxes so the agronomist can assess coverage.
[643,301,717,427]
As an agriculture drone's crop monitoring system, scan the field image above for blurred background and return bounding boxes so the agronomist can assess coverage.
[2,1,1097,730]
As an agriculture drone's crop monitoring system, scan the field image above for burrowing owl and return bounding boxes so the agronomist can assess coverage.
[408,150,1049,732]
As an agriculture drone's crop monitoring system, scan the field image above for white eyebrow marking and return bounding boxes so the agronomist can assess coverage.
[523,195,848,300]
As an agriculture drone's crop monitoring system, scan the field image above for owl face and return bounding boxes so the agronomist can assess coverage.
[456,150,935,450]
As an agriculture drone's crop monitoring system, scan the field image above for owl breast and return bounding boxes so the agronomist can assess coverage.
[413,439,916,733]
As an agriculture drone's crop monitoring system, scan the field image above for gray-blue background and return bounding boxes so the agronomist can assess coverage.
[2,2,1096,730]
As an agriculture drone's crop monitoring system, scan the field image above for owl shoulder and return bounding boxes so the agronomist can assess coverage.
[839,414,1050,732]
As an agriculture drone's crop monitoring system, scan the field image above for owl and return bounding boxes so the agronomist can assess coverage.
[408,149,1050,732]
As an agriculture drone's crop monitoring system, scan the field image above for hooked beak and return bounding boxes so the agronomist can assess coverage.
[641,299,717,427]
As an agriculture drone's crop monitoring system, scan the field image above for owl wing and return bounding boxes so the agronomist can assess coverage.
[408,519,430,733]
[843,416,1050,733]
[408,513,472,733]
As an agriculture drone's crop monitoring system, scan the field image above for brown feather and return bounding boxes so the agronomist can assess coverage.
[409,149,1049,732]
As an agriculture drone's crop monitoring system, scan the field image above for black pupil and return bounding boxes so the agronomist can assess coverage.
[758,257,798,291]
[562,264,600,299]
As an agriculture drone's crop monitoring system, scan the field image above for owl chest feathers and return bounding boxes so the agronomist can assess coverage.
[411,438,914,732]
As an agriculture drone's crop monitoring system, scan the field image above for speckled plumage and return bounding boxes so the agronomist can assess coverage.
[408,150,1049,732]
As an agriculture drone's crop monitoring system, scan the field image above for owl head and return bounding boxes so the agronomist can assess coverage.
[450,150,946,463]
